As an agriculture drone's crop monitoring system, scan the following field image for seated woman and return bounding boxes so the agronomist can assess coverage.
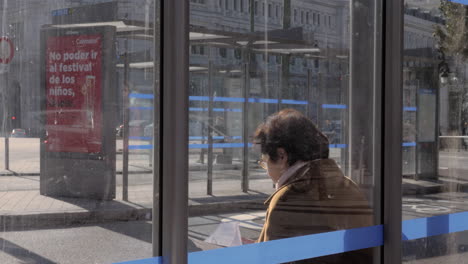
[254,109,373,264]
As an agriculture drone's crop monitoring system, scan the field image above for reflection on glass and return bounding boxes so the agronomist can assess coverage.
[0,1,157,263]
[188,0,380,262]
[402,0,468,262]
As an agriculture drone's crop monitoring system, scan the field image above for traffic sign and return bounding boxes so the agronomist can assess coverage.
[0,36,14,64]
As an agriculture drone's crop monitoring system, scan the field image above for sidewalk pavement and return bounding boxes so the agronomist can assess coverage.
[2,174,465,231]
[0,177,272,231]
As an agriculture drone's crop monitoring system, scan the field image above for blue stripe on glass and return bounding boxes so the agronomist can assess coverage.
[130,136,152,141]
[189,136,205,140]
[189,144,209,149]
[189,107,242,112]
[189,143,252,149]
[322,104,347,109]
[329,144,347,149]
[189,107,208,112]
[189,136,242,140]
[129,93,154,99]
[281,99,308,105]
[129,145,153,150]
[402,211,468,241]
[115,211,468,264]
[214,97,245,102]
[115,225,382,264]
[419,89,435,94]
[129,106,154,110]
[402,142,416,147]
[189,96,210,101]
[188,225,383,264]
[450,0,468,4]
[403,107,417,112]
[248,98,279,104]
[115,258,161,264]
[213,108,242,112]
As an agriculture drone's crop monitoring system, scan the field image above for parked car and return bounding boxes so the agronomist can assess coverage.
[11,128,27,137]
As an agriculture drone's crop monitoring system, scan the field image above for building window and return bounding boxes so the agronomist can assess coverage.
[234,0,237,11]
[240,0,244,12]
[329,16,332,27]
[262,2,265,16]
[225,0,229,10]
[313,13,316,24]
[276,5,279,18]
[301,11,304,24]
[294,9,297,22]
[234,49,242,59]
[254,1,258,15]
[219,0,223,8]
[318,14,320,25]
[306,12,309,24]
[219,48,227,58]
[268,3,272,18]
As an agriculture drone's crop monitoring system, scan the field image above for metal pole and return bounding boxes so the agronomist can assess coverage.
[383,0,404,262]
[207,61,214,195]
[3,72,9,170]
[414,79,419,180]
[242,62,250,192]
[306,69,312,118]
[152,0,161,256]
[122,41,129,201]
[161,0,189,260]
[4,135,9,170]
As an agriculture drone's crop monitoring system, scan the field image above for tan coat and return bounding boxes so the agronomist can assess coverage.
[257,159,373,264]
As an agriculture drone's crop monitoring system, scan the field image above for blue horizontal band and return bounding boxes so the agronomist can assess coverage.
[403,107,417,112]
[214,97,245,102]
[129,145,153,150]
[115,211,468,264]
[129,93,154,99]
[115,225,382,264]
[189,96,210,101]
[402,211,468,241]
[322,104,347,109]
[248,98,279,104]
[129,136,152,141]
[189,136,242,140]
[116,258,160,264]
[402,142,416,147]
[214,108,242,112]
[281,99,308,105]
[329,144,347,149]
[189,143,252,149]
[189,107,242,112]
[450,0,468,4]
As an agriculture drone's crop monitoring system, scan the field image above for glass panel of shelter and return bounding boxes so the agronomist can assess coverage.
[187,0,381,262]
[402,0,468,263]
[0,1,158,263]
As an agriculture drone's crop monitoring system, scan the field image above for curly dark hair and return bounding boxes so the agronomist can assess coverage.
[254,109,329,166]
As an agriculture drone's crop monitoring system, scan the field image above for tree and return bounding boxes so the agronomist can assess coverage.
[434,0,468,134]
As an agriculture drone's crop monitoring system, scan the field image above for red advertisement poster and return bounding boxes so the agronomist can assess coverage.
[45,34,102,153]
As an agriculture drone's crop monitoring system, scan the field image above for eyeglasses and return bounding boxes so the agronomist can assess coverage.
[258,155,268,170]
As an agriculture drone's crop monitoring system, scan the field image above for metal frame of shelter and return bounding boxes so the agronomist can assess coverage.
[150,0,405,263]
